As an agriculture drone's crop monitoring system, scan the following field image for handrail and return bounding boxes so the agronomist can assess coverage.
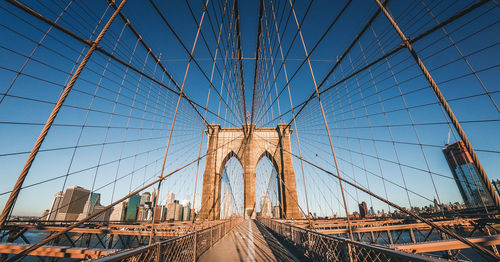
[94,217,242,261]
[257,217,441,262]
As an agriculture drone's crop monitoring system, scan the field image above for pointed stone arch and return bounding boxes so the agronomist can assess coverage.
[199,124,301,220]
[256,150,280,175]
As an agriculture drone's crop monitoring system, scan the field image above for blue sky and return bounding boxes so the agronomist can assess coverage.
[0,0,499,217]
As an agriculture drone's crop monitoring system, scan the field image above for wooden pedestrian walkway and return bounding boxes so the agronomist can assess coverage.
[198,219,299,262]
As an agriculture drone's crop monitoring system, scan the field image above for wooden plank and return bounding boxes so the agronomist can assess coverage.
[391,235,500,253]
[0,243,117,259]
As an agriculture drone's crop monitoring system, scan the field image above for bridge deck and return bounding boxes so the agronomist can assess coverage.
[199,220,298,262]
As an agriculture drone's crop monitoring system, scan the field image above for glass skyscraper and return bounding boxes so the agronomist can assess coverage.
[443,141,494,208]
[126,194,141,221]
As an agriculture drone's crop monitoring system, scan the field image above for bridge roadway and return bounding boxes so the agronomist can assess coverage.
[199,219,299,262]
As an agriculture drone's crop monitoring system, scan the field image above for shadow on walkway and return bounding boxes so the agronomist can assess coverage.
[198,220,300,262]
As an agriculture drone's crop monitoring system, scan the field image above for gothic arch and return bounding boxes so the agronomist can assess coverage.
[256,150,280,174]
[219,150,242,175]
[199,124,300,220]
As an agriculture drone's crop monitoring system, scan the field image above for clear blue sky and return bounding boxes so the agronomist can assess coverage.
[0,0,499,217]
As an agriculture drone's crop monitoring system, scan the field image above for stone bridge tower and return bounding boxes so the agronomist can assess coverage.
[199,124,301,220]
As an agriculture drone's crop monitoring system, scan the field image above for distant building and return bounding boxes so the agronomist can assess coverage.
[272,206,280,218]
[47,191,64,221]
[166,200,183,221]
[137,206,147,221]
[174,202,183,221]
[165,202,176,221]
[110,201,127,221]
[358,201,368,218]
[181,200,191,221]
[165,192,175,205]
[260,195,272,218]
[221,192,232,219]
[150,188,157,204]
[369,207,375,216]
[77,192,101,220]
[140,192,151,206]
[125,194,140,221]
[56,186,90,221]
[443,141,494,207]
[90,205,112,221]
[152,206,164,222]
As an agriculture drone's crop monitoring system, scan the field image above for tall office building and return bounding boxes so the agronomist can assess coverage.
[166,200,182,221]
[260,195,272,218]
[137,206,148,221]
[150,188,157,204]
[358,201,368,218]
[47,191,64,221]
[221,192,232,219]
[56,186,90,221]
[140,192,151,206]
[181,200,191,221]
[165,202,176,221]
[443,141,494,207]
[152,206,165,222]
[174,202,183,221]
[165,192,175,205]
[78,193,101,220]
[90,205,112,221]
[109,201,127,221]
[125,194,140,221]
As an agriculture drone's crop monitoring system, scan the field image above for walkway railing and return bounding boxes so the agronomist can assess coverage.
[257,217,440,262]
[95,218,242,262]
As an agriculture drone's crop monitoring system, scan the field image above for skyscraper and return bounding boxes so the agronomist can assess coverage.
[56,186,90,221]
[260,195,272,218]
[125,194,140,221]
[221,192,232,219]
[152,206,165,222]
[78,193,101,220]
[109,201,127,221]
[174,202,183,221]
[137,206,147,221]
[165,202,176,221]
[47,191,63,221]
[165,192,175,205]
[150,188,157,203]
[181,200,191,221]
[166,200,182,221]
[140,192,151,206]
[358,201,368,218]
[443,141,494,207]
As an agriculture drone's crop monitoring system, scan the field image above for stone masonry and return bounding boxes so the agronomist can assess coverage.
[199,124,301,220]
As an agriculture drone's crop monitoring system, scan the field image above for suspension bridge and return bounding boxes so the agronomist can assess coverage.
[0,0,499,261]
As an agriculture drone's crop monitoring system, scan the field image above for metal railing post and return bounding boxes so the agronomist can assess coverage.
[307,231,311,250]
[155,243,161,262]
[193,231,197,262]
[342,242,353,262]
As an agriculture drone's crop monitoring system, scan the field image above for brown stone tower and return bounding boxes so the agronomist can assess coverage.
[199,124,300,220]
